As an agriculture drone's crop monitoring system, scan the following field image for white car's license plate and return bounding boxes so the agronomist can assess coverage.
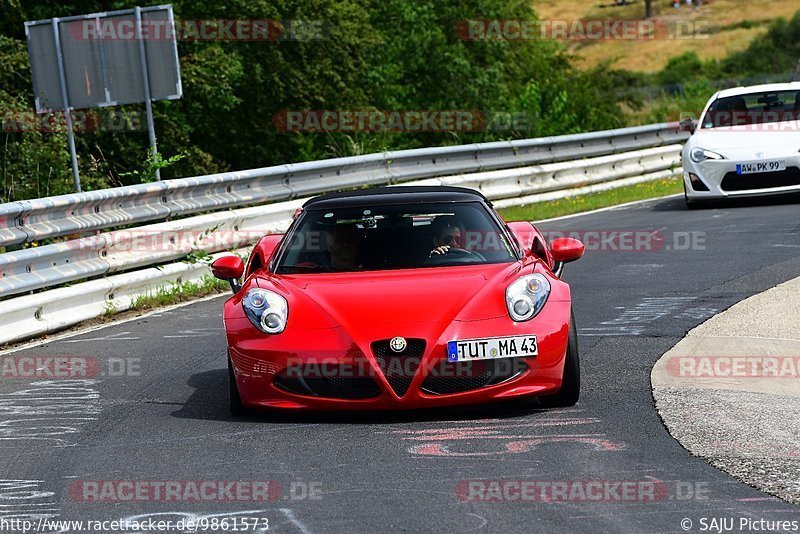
[447,335,537,362]
[736,160,786,175]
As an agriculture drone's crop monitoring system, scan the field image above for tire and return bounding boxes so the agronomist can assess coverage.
[228,354,248,416]
[538,310,580,408]
[685,193,704,209]
[684,184,701,209]
[684,184,715,209]
[687,198,717,210]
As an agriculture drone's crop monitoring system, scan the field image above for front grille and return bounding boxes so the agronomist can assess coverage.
[721,167,800,191]
[421,359,528,395]
[273,364,381,399]
[371,339,426,397]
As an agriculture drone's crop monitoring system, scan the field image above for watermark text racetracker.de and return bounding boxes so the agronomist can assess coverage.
[69,18,328,41]
[541,230,706,252]
[457,479,710,502]
[69,228,510,255]
[1,356,141,379]
[456,19,711,41]
[675,110,800,132]
[60,228,706,256]
[2,110,144,133]
[667,356,800,378]
[273,109,533,133]
[69,479,322,502]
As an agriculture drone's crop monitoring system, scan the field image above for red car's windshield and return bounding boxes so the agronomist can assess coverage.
[275,202,518,273]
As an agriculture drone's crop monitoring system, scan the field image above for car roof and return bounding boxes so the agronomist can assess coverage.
[715,82,800,99]
[302,186,491,210]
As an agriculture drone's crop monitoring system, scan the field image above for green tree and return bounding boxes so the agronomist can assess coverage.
[0,0,628,201]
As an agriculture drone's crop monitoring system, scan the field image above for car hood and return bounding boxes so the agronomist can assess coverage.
[689,129,800,159]
[254,262,539,331]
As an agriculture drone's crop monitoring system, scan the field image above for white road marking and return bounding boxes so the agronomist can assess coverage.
[582,297,697,337]
[0,480,59,523]
[533,194,682,224]
[163,328,223,339]
[280,508,313,534]
[63,331,139,343]
[615,264,664,275]
[0,380,100,447]
[0,294,225,356]
[462,512,488,532]
[674,306,718,320]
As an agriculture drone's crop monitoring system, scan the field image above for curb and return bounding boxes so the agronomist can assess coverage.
[652,276,800,505]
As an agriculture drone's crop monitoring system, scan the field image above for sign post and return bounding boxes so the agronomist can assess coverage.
[135,6,160,180]
[25,5,182,191]
[50,17,82,192]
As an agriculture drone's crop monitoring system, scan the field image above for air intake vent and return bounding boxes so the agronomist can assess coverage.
[721,167,800,191]
[371,339,426,397]
[421,359,528,395]
[273,364,381,399]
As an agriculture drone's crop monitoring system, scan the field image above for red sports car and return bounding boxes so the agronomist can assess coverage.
[211,186,585,414]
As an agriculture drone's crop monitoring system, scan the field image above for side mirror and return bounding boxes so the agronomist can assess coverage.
[550,237,584,277]
[679,117,696,134]
[211,255,244,293]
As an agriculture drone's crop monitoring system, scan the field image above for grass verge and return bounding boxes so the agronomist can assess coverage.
[124,274,230,314]
[498,177,682,221]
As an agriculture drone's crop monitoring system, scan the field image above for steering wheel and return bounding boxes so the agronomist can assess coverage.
[446,247,478,257]
[425,247,486,265]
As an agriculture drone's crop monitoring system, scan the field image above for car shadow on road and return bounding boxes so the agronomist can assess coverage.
[652,193,800,211]
[171,368,552,425]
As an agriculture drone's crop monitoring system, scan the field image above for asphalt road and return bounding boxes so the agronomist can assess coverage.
[2,195,800,533]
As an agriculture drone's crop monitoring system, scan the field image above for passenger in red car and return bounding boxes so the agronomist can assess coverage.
[325,225,362,270]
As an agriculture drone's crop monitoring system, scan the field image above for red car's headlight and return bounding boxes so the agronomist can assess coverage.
[506,274,550,322]
[243,288,288,334]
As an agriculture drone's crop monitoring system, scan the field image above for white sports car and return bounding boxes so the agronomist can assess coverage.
[681,82,800,208]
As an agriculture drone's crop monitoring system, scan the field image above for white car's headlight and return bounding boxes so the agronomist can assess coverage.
[243,288,288,334]
[690,148,724,163]
[506,274,551,322]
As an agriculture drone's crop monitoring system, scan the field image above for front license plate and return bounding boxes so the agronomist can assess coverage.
[447,335,537,362]
[736,160,786,175]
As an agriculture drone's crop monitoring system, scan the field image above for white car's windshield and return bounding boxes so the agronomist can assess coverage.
[701,90,800,129]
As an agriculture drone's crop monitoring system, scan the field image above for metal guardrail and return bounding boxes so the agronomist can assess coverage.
[0,201,301,298]
[0,249,242,345]
[0,122,688,345]
[0,145,682,300]
[0,123,686,248]
[413,145,680,199]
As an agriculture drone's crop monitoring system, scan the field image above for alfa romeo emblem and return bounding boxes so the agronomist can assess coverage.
[389,337,407,353]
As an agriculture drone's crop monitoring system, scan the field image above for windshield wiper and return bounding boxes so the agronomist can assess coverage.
[278,264,336,274]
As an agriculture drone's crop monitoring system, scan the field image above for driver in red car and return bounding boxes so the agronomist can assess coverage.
[429,215,466,256]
